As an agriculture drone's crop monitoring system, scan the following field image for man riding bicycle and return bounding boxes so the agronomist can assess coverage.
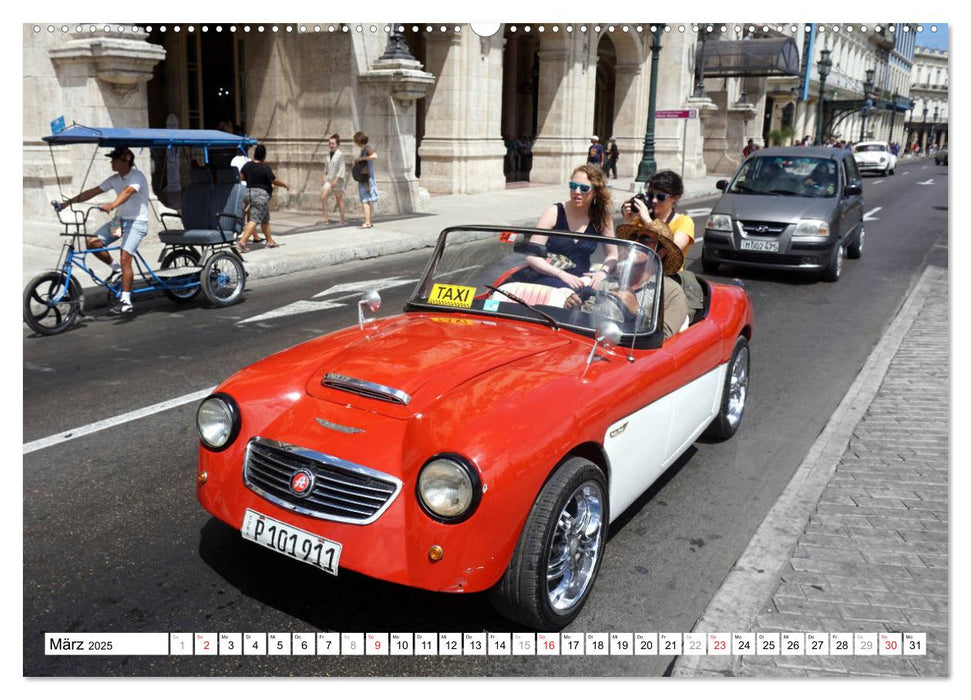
[54,146,150,315]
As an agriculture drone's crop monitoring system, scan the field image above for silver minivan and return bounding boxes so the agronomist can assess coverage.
[702,147,864,281]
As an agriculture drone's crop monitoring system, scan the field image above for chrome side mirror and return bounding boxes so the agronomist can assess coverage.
[358,290,382,329]
[586,320,622,368]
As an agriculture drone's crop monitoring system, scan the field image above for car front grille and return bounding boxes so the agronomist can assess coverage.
[243,438,401,524]
[738,220,788,237]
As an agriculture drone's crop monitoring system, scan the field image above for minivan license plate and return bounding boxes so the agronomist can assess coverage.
[241,509,342,575]
[740,239,780,252]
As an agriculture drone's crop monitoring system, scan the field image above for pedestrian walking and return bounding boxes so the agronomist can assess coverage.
[352,131,378,229]
[320,133,346,225]
[586,135,605,170]
[742,138,760,157]
[236,144,290,251]
[605,138,619,179]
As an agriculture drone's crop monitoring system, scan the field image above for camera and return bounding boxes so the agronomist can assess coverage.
[626,192,654,216]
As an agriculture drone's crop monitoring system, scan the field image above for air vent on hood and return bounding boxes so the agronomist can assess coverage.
[323,373,412,405]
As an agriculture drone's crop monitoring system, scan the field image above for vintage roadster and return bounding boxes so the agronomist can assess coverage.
[196,226,754,630]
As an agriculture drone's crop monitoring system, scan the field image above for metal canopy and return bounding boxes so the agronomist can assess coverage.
[697,37,801,78]
[43,125,256,150]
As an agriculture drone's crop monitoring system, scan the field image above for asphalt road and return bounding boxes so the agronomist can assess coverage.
[22,159,949,677]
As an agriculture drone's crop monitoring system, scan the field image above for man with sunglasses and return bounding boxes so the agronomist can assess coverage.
[564,219,689,339]
[622,170,695,269]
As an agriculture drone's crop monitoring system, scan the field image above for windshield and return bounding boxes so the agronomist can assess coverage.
[728,156,838,198]
[854,144,887,153]
[407,227,664,342]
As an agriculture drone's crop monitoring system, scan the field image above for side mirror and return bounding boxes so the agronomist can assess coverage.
[586,320,622,368]
[843,184,863,197]
[716,180,729,191]
[513,240,548,257]
[358,290,382,329]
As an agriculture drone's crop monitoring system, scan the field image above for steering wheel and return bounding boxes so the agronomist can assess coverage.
[585,288,637,324]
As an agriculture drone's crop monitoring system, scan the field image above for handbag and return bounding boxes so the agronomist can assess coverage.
[352,160,370,184]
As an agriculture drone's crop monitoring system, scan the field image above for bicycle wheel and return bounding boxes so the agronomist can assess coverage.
[159,248,202,303]
[23,271,82,335]
[201,251,246,307]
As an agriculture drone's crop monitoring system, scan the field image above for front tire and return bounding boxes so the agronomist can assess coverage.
[160,248,202,303]
[821,243,843,282]
[23,271,82,335]
[201,251,246,307]
[847,227,865,259]
[489,458,608,631]
[705,335,750,440]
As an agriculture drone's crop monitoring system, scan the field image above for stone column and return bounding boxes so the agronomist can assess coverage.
[417,30,506,194]
[611,62,647,181]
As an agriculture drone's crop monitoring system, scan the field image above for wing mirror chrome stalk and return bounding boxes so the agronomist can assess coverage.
[586,320,622,369]
[359,290,382,330]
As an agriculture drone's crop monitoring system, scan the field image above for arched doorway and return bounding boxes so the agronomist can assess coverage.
[500,28,540,182]
[593,34,617,144]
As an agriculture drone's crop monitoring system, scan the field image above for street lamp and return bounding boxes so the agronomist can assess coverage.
[921,105,928,154]
[932,106,939,150]
[815,48,832,146]
[888,91,899,147]
[859,68,874,142]
[636,26,664,183]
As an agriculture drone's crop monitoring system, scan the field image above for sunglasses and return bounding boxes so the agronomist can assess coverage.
[646,191,672,202]
[568,181,593,194]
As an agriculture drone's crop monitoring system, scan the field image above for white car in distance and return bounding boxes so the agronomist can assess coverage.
[853,141,897,176]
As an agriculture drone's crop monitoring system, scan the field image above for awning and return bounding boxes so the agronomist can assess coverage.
[43,125,257,150]
[697,37,801,78]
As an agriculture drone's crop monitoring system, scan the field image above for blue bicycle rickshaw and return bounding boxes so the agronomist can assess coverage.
[24,125,257,335]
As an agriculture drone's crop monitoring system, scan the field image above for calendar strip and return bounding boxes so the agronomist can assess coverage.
[45,632,927,656]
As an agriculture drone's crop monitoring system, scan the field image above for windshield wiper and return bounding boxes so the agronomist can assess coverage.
[767,188,800,196]
[484,284,560,330]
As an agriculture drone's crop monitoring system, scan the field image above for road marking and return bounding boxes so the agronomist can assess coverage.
[863,207,882,221]
[918,179,935,186]
[686,207,712,218]
[23,386,216,455]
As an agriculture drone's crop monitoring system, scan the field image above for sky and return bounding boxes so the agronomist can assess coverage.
[915,24,948,50]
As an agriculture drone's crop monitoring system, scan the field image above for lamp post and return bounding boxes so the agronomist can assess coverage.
[379,23,416,61]
[859,68,874,142]
[636,26,663,183]
[921,105,928,154]
[888,91,899,146]
[906,98,916,152]
[932,105,939,150]
[815,48,832,146]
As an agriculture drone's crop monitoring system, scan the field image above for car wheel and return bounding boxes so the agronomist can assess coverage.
[847,226,864,259]
[201,251,246,306]
[160,248,202,303]
[821,243,844,282]
[704,335,749,440]
[23,271,83,335]
[488,457,608,630]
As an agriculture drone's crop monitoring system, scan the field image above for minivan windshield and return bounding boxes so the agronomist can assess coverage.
[728,156,838,198]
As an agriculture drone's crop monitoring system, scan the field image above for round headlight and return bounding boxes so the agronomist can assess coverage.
[196,393,240,451]
[417,456,481,523]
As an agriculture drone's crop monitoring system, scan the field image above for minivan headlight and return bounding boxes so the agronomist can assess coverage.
[792,219,831,238]
[196,393,241,451]
[417,455,482,523]
[706,214,733,232]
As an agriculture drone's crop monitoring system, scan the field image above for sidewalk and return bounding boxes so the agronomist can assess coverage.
[21,174,724,290]
[673,264,949,677]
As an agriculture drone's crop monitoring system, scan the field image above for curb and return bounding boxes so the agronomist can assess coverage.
[670,264,944,677]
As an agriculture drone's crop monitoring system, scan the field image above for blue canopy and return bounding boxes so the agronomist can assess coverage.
[43,125,257,150]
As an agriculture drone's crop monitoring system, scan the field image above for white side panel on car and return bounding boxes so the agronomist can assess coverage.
[603,364,725,522]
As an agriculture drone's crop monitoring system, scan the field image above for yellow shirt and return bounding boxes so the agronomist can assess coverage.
[667,212,695,270]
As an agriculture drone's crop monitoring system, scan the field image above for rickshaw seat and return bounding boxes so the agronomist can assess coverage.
[159,167,244,247]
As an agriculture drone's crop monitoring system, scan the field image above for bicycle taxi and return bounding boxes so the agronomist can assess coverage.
[24,125,256,335]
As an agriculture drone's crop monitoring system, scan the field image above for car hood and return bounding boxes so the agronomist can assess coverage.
[714,193,836,222]
[303,314,573,416]
[854,151,889,162]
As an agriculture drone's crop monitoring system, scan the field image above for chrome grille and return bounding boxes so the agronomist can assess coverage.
[243,438,401,524]
[738,220,787,237]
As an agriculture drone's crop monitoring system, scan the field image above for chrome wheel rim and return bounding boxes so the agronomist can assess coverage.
[726,345,749,428]
[546,482,604,612]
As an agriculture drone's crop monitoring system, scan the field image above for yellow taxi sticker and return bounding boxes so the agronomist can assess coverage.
[429,283,476,308]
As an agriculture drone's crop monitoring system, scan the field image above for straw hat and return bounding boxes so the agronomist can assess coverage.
[616,218,684,275]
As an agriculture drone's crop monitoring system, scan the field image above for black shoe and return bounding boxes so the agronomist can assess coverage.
[106,269,122,286]
[108,301,134,315]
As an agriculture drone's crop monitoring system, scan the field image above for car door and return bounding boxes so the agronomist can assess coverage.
[837,156,864,243]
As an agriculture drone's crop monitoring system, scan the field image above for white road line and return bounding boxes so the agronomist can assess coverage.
[863,207,882,221]
[23,386,216,455]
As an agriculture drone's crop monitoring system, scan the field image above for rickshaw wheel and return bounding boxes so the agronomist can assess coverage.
[160,248,203,303]
[201,251,245,307]
[23,271,82,335]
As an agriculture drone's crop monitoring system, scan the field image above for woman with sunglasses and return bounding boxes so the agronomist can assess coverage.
[622,170,695,269]
[523,164,618,291]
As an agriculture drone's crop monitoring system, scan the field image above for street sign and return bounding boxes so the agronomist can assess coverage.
[655,109,698,119]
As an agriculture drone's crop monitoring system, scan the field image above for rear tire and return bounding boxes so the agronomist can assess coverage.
[201,251,246,307]
[23,271,82,335]
[704,336,750,440]
[489,458,608,630]
[160,248,202,303]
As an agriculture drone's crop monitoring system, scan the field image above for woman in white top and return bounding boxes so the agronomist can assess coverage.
[320,134,346,225]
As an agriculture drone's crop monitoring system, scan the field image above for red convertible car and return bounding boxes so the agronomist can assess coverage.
[196,226,754,630]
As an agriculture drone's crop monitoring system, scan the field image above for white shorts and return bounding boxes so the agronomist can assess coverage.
[323,179,345,193]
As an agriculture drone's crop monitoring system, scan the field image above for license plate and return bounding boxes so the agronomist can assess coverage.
[740,239,780,252]
[241,509,342,576]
